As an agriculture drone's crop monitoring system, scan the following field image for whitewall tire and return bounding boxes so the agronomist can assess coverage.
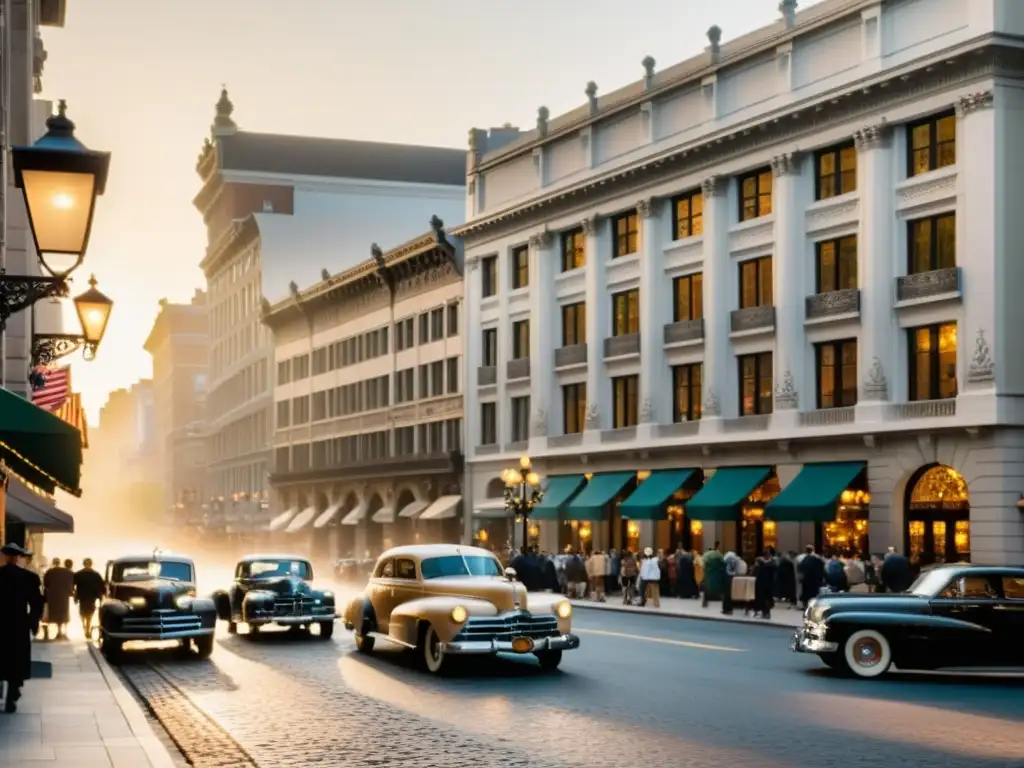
[842,629,892,678]
[421,624,448,675]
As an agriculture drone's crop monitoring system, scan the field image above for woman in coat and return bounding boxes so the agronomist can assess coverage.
[43,558,74,640]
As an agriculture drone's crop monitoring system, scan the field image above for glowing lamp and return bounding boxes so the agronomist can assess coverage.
[72,275,113,358]
[519,455,532,470]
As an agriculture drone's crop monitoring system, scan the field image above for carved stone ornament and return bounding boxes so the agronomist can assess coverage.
[955,90,994,118]
[863,357,889,400]
[703,388,721,417]
[636,198,654,219]
[529,230,552,249]
[639,398,655,424]
[967,328,995,384]
[702,175,724,197]
[775,370,798,410]
[581,216,596,236]
[771,152,801,177]
[585,402,600,429]
[853,121,890,151]
[466,255,480,272]
[530,408,548,437]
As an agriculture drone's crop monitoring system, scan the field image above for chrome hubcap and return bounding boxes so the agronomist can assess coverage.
[429,633,440,661]
[854,639,881,666]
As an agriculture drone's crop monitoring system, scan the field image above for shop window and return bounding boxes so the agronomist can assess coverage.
[739,167,773,221]
[908,323,957,401]
[561,228,586,271]
[815,143,857,200]
[816,236,858,293]
[908,111,956,177]
[612,211,639,258]
[673,273,703,322]
[739,256,773,309]
[672,189,703,240]
[611,289,640,336]
[511,245,530,289]
[905,464,971,570]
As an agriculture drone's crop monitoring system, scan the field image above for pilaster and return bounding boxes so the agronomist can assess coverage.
[637,198,668,440]
[583,215,607,444]
[700,176,729,432]
[465,255,483,457]
[528,231,555,454]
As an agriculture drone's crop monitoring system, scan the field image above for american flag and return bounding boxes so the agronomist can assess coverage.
[55,392,88,448]
[31,365,70,411]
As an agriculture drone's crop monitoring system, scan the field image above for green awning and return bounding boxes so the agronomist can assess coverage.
[620,469,699,520]
[685,466,771,521]
[566,472,635,521]
[0,388,83,496]
[531,475,585,520]
[765,462,866,522]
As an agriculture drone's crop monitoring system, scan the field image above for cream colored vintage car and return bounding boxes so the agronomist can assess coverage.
[342,544,579,674]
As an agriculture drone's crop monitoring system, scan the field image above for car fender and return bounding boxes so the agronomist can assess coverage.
[342,595,371,629]
[825,611,993,636]
[211,591,231,621]
[98,600,127,623]
[390,596,499,645]
[525,593,574,635]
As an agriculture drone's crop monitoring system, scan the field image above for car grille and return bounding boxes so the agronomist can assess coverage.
[121,609,202,636]
[273,597,319,616]
[455,612,560,642]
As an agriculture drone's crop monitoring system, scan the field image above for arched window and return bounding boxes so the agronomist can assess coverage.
[485,478,505,499]
[905,465,970,569]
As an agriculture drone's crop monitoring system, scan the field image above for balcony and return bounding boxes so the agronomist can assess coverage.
[601,426,637,443]
[505,439,528,452]
[722,414,771,432]
[554,344,587,369]
[805,289,860,321]
[656,421,701,439]
[603,333,640,359]
[799,407,855,427]
[730,306,775,334]
[663,318,704,345]
[548,433,583,448]
[477,366,497,387]
[476,443,500,455]
[506,357,531,381]
[887,399,956,420]
[896,267,961,303]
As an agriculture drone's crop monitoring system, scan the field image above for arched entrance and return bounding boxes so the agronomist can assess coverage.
[904,464,970,569]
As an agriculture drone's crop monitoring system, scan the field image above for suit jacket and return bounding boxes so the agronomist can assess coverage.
[0,564,44,682]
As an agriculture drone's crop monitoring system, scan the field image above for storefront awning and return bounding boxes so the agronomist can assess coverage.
[420,495,461,521]
[685,466,772,521]
[3,476,74,532]
[314,500,346,529]
[567,472,635,521]
[285,506,317,533]
[531,475,586,520]
[341,502,368,526]
[267,507,297,532]
[398,499,430,519]
[371,502,397,524]
[765,462,866,522]
[620,469,699,520]
[474,501,508,519]
[0,388,83,496]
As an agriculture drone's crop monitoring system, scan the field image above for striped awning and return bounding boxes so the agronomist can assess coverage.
[398,499,430,519]
[341,502,368,526]
[314,500,346,529]
[473,500,508,519]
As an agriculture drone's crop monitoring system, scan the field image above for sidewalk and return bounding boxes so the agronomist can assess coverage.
[569,594,805,628]
[0,640,179,767]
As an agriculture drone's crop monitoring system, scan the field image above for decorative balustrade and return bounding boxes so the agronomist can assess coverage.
[799,407,855,427]
[805,289,860,320]
[554,344,588,368]
[477,366,497,386]
[663,318,704,345]
[603,333,641,358]
[730,306,776,333]
[887,399,956,420]
[506,357,531,380]
[896,267,961,302]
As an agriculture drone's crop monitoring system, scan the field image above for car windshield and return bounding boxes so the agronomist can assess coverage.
[245,560,312,580]
[113,561,192,583]
[909,568,958,597]
[420,555,503,580]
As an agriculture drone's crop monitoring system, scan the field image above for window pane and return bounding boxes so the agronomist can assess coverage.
[936,214,956,269]
[936,116,956,168]
[818,241,837,293]
[628,290,640,332]
[675,277,691,321]
[819,152,835,176]
[838,236,858,289]
[820,355,835,409]
[692,273,704,319]
[839,147,857,194]
[742,177,756,198]
[915,327,932,352]
[911,219,932,273]
[740,262,757,308]
[758,353,774,414]
[911,124,931,152]
[758,172,773,216]
[759,258,773,305]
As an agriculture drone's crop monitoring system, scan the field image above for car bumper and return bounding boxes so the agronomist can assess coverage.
[107,628,215,641]
[249,614,335,626]
[441,633,580,656]
[791,626,838,654]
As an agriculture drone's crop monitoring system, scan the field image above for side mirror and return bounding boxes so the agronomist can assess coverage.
[505,567,517,580]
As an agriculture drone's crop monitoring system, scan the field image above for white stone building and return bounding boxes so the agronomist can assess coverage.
[263,220,465,564]
[453,0,1024,568]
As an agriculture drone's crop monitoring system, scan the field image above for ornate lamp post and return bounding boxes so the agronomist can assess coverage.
[502,455,544,551]
[31,275,113,368]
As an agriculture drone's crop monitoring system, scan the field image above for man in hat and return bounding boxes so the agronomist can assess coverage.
[0,543,44,712]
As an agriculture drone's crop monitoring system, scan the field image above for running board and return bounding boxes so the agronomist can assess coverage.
[369,632,416,650]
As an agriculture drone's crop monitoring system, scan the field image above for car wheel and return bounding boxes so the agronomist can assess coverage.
[419,623,449,675]
[841,629,892,678]
[247,624,261,637]
[535,650,562,671]
[354,631,374,653]
[99,631,122,664]
[227,621,238,635]
[194,634,215,659]
[319,621,334,640]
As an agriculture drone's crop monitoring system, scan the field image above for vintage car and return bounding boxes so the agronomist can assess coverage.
[792,564,1024,679]
[212,554,336,638]
[98,553,217,661]
[342,544,579,674]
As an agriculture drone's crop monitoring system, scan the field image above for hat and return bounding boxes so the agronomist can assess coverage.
[643,546,654,557]
[1,542,31,557]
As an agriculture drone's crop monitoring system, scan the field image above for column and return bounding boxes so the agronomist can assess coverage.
[770,152,808,429]
[700,176,729,429]
[583,215,607,446]
[528,231,555,454]
[853,122,896,422]
[637,198,669,440]
[464,255,482,455]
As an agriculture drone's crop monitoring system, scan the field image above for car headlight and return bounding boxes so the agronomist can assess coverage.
[128,597,147,609]
[450,605,468,624]
[175,596,193,610]
[322,591,333,599]
[555,601,572,619]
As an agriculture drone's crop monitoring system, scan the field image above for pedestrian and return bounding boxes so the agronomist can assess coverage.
[722,551,742,615]
[753,547,778,619]
[620,549,638,604]
[73,558,106,639]
[586,549,607,601]
[606,548,620,596]
[702,542,726,608]
[0,543,44,713]
[797,545,825,608]
[777,551,797,607]
[43,557,74,640]
[824,550,848,593]
[675,546,699,599]
[640,547,661,608]
[880,547,912,593]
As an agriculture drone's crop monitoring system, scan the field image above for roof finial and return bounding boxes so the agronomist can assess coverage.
[707,26,723,63]
[779,0,798,28]
[536,106,549,137]
[642,56,656,91]
[212,86,236,136]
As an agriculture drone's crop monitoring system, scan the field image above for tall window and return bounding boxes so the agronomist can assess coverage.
[611,289,640,336]
[447,303,459,336]
[612,211,639,258]
[511,396,530,442]
[739,168,773,221]
[909,323,957,401]
[561,302,586,346]
[561,228,586,271]
[739,256,773,309]
[672,364,702,422]
[908,214,956,274]
[445,357,459,394]
[512,320,530,359]
[563,382,587,434]
[480,402,497,445]
[816,340,858,409]
[673,273,703,321]
[908,112,956,177]
[672,189,703,240]
[511,245,530,289]
[482,328,497,366]
[430,308,445,340]
[816,236,858,293]
[738,352,773,416]
[612,375,639,428]
[481,255,498,298]
[815,143,857,200]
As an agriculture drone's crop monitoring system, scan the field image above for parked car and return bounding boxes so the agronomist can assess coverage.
[792,563,1024,678]
[213,554,336,638]
[342,544,580,674]
[98,553,217,662]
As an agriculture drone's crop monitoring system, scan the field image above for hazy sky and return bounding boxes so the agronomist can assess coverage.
[41,0,824,422]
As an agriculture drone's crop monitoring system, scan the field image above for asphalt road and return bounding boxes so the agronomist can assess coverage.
[116,607,1024,768]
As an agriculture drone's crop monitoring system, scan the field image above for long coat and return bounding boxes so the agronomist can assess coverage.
[0,564,44,683]
[44,566,74,624]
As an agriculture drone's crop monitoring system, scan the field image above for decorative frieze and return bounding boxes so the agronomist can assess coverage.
[853,122,891,151]
[862,357,889,401]
[955,89,994,118]
[701,175,725,197]
[585,403,600,430]
[529,230,552,249]
[639,398,655,424]
[530,408,548,437]
[775,370,798,410]
[805,199,859,233]
[895,172,957,209]
[636,198,655,219]
[967,328,995,384]
[703,388,721,417]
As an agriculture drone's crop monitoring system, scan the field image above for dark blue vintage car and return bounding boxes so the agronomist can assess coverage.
[792,564,1024,678]
[213,554,336,639]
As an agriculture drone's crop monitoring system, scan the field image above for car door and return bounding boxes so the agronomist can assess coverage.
[929,574,1002,667]
[994,576,1024,666]
[368,558,395,633]
[388,558,423,644]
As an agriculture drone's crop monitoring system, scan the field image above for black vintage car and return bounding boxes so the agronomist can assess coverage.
[792,564,1024,678]
[98,553,217,662]
[213,554,336,638]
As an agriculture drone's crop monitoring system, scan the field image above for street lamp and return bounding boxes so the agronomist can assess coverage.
[502,455,544,552]
[31,275,113,369]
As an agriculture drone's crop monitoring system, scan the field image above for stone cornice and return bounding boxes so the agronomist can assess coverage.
[452,41,1017,242]
[200,215,259,276]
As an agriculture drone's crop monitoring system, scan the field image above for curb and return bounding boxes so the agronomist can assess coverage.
[89,645,180,768]
[570,601,801,630]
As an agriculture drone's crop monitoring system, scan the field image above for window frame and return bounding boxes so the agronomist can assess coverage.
[611,289,640,337]
[738,167,773,222]
[611,211,639,258]
[907,213,956,275]
[908,322,958,402]
[511,319,530,359]
[510,395,531,442]
[738,352,774,416]
[738,256,773,309]
[561,302,586,346]
[815,235,858,294]
[482,328,498,367]
[562,382,587,435]
[814,339,858,410]
[672,363,702,423]
[907,111,957,177]
[814,142,857,201]
[671,189,704,240]
[672,273,703,322]
[561,228,586,272]
[511,245,530,290]
[481,255,498,298]
[611,374,639,428]
[480,402,497,445]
